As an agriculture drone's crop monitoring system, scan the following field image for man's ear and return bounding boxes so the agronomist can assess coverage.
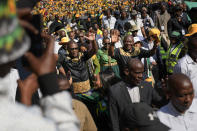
[124,67,129,76]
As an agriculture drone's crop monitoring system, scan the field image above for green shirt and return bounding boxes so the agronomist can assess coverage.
[96,49,117,66]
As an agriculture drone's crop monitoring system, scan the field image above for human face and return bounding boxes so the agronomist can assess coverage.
[171,84,194,113]
[161,5,166,13]
[59,30,66,38]
[176,10,182,17]
[132,15,137,20]
[141,11,147,19]
[134,42,141,48]
[79,33,85,42]
[58,79,70,90]
[170,37,177,45]
[103,30,108,37]
[106,10,111,18]
[132,30,138,37]
[68,43,79,58]
[69,32,75,40]
[129,63,144,86]
[124,36,134,51]
[103,39,110,50]
[121,11,127,19]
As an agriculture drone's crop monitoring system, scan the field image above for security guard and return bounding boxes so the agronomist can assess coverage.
[166,31,187,75]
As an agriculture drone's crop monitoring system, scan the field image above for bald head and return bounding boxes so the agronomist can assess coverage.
[168,73,194,113]
[168,73,193,92]
[126,59,144,86]
[128,58,144,71]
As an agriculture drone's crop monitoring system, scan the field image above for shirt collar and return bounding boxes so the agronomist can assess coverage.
[187,99,197,113]
[168,101,181,116]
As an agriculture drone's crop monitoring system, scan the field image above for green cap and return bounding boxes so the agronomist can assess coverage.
[170,31,181,38]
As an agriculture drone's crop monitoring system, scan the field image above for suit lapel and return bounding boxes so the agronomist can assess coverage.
[138,83,145,102]
[121,82,132,103]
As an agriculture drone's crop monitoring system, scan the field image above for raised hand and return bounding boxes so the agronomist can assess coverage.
[25,34,56,76]
[85,32,96,41]
[111,35,119,44]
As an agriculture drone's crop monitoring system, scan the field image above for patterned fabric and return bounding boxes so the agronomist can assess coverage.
[73,79,91,94]
[0,0,30,64]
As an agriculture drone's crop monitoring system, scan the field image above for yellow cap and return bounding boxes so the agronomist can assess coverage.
[61,37,70,43]
[149,28,160,38]
[185,24,197,36]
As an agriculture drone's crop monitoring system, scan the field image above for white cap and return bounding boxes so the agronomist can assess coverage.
[134,37,141,43]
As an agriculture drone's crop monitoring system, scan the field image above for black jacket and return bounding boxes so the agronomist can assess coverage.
[108,81,164,131]
[167,13,190,36]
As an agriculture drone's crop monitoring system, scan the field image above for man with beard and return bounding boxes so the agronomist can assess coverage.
[157,73,197,131]
[108,58,165,131]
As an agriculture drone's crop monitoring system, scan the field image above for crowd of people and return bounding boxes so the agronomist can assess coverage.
[1,0,197,131]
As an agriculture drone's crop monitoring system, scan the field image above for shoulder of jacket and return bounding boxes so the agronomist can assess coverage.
[110,81,126,91]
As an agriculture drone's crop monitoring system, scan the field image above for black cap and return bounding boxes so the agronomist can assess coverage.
[122,103,170,131]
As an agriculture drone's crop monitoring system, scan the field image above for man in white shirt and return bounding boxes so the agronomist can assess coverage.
[174,33,197,97]
[129,10,147,39]
[157,73,197,131]
[102,9,116,32]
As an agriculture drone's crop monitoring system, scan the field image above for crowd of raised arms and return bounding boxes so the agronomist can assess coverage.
[0,0,197,131]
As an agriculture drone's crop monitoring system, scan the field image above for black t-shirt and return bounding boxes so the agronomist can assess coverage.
[61,52,90,83]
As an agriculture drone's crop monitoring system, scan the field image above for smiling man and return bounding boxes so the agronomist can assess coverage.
[157,73,197,131]
[108,58,165,131]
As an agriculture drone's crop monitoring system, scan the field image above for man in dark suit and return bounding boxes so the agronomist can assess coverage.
[108,58,166,131]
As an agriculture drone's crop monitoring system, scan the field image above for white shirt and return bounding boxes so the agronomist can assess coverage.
[0,68,19,103]
[102,16,116,30]
[157,99,197,131]
[114,40,122,48]
[54,40,62,54]
[0,74,79,131]
[127,86,140,103]
[129,18,144,37]
[174,54,197,97]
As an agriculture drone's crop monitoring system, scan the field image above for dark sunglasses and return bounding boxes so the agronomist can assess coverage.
[103,42,111,45]
[70,47,78,51]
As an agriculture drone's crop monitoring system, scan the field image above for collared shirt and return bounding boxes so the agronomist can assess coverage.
[129,18,144,37]
[174,54,197,97]
[127,86,140,103]
[102,16,116,30]
[157,99,197,131]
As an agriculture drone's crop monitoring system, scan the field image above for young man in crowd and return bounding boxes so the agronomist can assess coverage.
[157,73,197,130]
